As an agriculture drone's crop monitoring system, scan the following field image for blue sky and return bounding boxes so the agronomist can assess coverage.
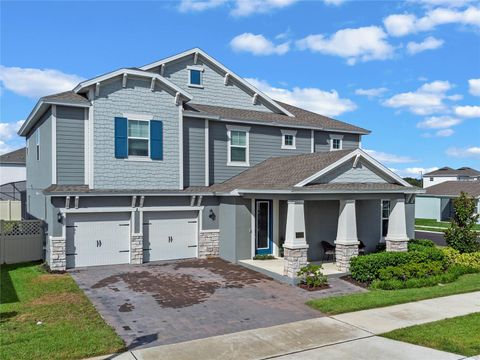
[1,0,479,177]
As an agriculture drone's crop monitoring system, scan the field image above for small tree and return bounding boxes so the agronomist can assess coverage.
[445,192,480,253]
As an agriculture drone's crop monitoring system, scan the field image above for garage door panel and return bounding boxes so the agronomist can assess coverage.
[66,212,131,268]
[143,211,198,262]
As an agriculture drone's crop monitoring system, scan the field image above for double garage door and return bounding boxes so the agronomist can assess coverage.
[66,211,198,268]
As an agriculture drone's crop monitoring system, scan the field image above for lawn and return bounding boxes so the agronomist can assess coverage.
[415,218,480,232]
[0,262,125,360]
[307,273,480,315]
[382,313,480,357]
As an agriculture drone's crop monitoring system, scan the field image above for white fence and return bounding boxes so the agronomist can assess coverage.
[0,220,44,264]
[0,201,22,220]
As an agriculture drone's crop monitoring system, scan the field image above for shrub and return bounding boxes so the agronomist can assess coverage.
[378,261,445,281]
[297,264,328,288]
[445,192,480,253]
[442,247,480,271]
[253,254,276,260]
[350,247,445,283]
[408,239,435,252]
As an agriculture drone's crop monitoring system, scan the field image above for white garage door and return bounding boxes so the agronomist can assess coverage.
[143,211,198,262]
[66,212,131,268]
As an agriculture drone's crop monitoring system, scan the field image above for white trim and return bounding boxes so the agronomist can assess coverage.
[84,108,89,185]
[329,134,344,151]
[250,198,255,259]
[126,119,150,159]
[179,105,184,190]
[51,105,57,184]
[281,129,297,150]
[255,200,270,250]
[310,129,314,153]
[205,119,209,186]
[294,148,412,188]
[380,198,390,242]
[199,229,220,233]
[87,89,95,188]
[63,206,203,213]
[226,125,250,167]
[187,66,204,88]
[140,48,295,117]
[122,112,153,121]
[122,73,128,88]
[273,198,280,257]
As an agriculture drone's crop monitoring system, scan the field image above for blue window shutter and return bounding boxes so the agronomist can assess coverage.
[150,120,163,160]
[114,117,128,159]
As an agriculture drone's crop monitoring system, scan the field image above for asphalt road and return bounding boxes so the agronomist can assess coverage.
[415,230,446,246]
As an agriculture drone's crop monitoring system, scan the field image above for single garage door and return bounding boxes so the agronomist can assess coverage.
[66,212,131,268]
[143,211,198,262]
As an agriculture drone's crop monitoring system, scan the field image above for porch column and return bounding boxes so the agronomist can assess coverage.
[335,200,359,272]
[386,198,409,252]
[283,200,308,279]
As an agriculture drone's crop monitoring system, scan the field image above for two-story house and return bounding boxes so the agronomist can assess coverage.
[19,48,421,278]
[423,167,480,188]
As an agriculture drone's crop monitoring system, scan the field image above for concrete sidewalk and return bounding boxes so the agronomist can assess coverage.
[89,291,480,360]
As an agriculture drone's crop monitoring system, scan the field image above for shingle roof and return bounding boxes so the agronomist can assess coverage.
[42,91,90,105]
[184,102,370,134]
[304,183,412,191]
[424,167,480,177]
[0,148,26,165]
[424,181,480,198]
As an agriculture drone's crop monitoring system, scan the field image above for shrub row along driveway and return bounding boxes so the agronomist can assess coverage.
[71,258,322,350]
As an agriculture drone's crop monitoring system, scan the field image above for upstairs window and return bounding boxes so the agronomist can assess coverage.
[35,130,40,161]
[330,134,343,151]
[188,66,204,87]
[128,120,149,157]
[227,125,250,166]
[281,129,297,149]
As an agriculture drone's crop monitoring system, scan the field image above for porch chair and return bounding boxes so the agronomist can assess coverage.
[321,241,336,262]
[358,240,366,255]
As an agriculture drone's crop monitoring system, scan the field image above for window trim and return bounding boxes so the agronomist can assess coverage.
[329,134,344,151]
[127,118,150,159]
[35,129,40,161]
[187,65,204,88]
[381,199,391,240]
[227,124,250,167]
[281,129,297,149]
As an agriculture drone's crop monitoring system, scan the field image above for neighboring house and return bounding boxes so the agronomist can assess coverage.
[416,181,480,224]
[18,48,422,277]
[0,147,26,185]
[423,167,480,188]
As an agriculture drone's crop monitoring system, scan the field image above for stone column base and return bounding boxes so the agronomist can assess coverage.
[130,234,143,264]
[283,245,308,278]
[199,231,220,258]
[49,236,66,271]
[386,239,409,252]
[335,243,359,272]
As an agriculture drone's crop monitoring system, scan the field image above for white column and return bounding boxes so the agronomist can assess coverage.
[335,200,359,272]
[283,200,308,279]
[386,198,409,252]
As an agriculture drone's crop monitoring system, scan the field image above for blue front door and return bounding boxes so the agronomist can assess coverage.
[255,200,273,255]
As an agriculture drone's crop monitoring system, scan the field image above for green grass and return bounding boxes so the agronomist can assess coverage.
[0,262,125,360]
[415,218,480,231]
[382,313,480,357]
[307,273,480,315]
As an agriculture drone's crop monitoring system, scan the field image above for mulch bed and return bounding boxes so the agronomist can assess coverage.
[340,275,370,289]
[298,283,331,291]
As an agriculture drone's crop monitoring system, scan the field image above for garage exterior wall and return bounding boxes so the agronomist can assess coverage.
[219,196,251,262]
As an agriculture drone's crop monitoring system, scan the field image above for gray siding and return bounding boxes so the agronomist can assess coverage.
[93,76,180,189]
[406,201,415,239]
[56,106,85,184]
[314,131,360,152]
[210,122,311,184]
[183,117,206,187]
[160,57,276,112]
[219,197,251,261]
[314,159,389,184]
[202,196,220,230]
[356,200,382,252]
[415,196,441,221]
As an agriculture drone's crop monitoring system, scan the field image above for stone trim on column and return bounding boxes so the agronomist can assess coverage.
[283,245,308,279]
[283,200,309,279]
[49,236,66,271]
[335,243,359,272]
[198,230,220,258]
[385,198,409,253]
[130,234,143,264]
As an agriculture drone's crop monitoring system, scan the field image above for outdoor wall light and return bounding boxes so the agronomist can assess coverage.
[57,211,63,224]
[208,209,216,221]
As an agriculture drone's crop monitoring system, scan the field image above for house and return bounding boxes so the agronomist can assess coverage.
[0,147,26,185]
[416,181,480,223]
[423,167,480,188]
[18,48,422,278]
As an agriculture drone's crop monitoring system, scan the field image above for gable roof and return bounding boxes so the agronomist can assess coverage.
[424,167,480,177]
[424,181,480,198]
[140,47,295,117]
[0,147,26,165]
[184,102,369,134]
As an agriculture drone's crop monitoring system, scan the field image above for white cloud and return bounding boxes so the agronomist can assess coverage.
[383,80,457,115]
[407,36,444,55]
[296,26,394,65]
[247,78,356,117]
[0,66,84,98]
[435,128,455,137]
[446,146,480,158]
[364,149,417,164]
[416,115,462,129]
[323,0,345,5]
[384,6,480,37]
[230,0,298,16]
[230,33,289,55]
[468,78,480,96]
[178,0,227,12]
[355,87,388,98]
[0,120,24,155]
[454,105,480,118]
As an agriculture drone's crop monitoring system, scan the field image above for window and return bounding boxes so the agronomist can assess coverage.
[329,134,343,151]
[430,177,434,181]
[35,130,40,161]
[381,200,390,237]
[281,129,297,149]
[227,125,250,166]
[128,120,149,157]
[188,66,203,87]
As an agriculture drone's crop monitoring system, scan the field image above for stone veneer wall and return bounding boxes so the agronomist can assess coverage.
[49,236,66,271]
[386,240,409,252]
[198,231,220,258]
[283,246,308,278]
[335,243,359,272]
[131,234,143,264]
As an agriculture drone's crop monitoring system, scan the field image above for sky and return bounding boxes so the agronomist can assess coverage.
[1,0,479,178]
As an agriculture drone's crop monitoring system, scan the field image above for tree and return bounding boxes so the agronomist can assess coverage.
[445,192,480,253]
[403,177,422,187]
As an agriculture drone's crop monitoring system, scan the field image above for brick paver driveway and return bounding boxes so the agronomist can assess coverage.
[70,258,322,350]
